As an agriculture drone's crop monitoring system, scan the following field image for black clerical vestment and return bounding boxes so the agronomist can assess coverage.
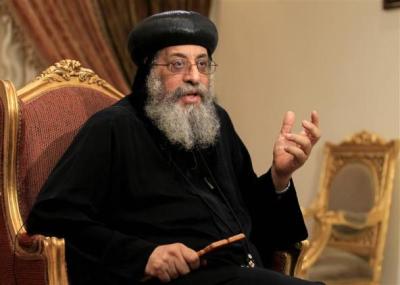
[26,95,308,284]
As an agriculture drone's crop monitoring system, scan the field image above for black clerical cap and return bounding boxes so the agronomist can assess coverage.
[128,10,218,66]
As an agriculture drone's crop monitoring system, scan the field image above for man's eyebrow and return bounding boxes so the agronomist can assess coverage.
[196,54,209,59]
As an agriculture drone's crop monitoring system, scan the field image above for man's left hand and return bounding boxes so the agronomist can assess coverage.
[271,111,321,191]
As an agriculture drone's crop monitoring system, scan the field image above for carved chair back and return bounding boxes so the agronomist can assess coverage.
[300,131,399,284]
[0,60,124,285]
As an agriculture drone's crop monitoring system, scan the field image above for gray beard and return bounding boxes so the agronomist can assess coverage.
[144,71,220,150]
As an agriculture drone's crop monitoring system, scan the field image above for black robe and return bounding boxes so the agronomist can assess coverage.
[26,95,307,284]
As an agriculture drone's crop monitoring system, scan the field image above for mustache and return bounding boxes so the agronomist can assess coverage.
[169,83,209,101]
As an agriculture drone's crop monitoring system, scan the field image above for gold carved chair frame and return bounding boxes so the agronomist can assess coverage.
[0,60,124,285]
[299,131,399,285]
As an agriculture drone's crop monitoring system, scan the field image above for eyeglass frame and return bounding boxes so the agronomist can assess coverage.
[152,57,218,75]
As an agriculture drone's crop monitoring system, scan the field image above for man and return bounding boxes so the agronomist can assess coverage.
[27,10,322,285]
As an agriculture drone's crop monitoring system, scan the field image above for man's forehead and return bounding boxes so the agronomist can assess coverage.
[160,45,208,58]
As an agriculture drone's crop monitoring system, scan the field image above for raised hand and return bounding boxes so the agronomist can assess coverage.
[272,111,321,190]
[144,243,200,282]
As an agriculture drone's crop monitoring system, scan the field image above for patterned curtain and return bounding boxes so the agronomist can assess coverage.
[96,0,212,85]
[7,0,130,93]
[0,0,42,88]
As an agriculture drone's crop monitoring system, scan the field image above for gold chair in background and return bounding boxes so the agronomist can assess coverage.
[299,131,399,285]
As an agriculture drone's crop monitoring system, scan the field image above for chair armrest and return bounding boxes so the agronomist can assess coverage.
[301,205,319,219]
[17,232,43,255]
[317,209,384,229]
[298,208,384,277]
[271,241,308,276]
[16,232,69,285]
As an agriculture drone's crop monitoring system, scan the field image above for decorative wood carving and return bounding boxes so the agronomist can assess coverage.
[342,130,386,146]
[37,59,106,86]
[299,131,399,285]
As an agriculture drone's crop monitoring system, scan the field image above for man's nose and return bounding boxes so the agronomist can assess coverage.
[182,63,200,85]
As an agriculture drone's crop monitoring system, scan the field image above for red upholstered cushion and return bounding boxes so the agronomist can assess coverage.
[17,86,117,223]
[1,81,120,284]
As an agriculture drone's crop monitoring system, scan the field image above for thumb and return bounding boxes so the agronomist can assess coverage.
[280,111,295,134]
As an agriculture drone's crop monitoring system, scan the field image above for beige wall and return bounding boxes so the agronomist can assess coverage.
[211,0,400,284]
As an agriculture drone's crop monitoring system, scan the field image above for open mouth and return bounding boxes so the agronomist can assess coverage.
[180,92,201,104]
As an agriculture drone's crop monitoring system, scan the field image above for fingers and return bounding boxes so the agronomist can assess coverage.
[172,246,197,277]
[284,145,308,165]
[144,243,199,282]
[280,111,295,134]
[301,111,321,145]
[311,110,320,127]
[181,246,200,270]
[284,133,309,165]
[273,110,321,177]
[285,133,312,155]
[279,111,320,142]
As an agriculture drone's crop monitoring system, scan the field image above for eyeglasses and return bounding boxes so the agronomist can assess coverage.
[152,58,218,75]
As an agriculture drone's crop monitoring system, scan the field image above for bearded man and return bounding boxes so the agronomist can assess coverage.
[27,10,322,285]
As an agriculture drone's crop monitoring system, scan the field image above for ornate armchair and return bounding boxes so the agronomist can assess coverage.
[298,131,399,285]
[0,59,306,284]
[0,60,124,285]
